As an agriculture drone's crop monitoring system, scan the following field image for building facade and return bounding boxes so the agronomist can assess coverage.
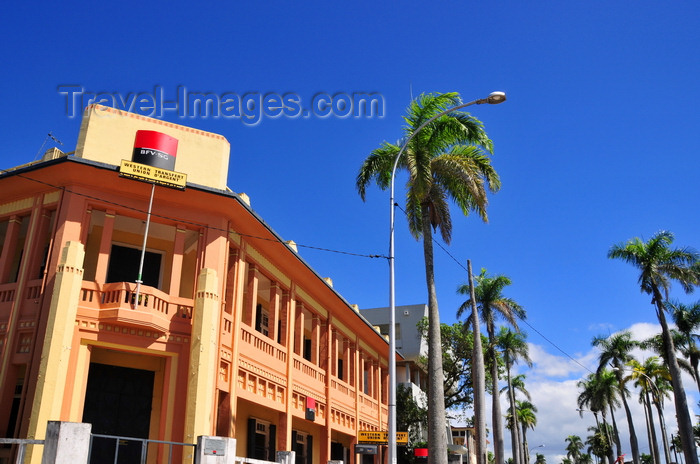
[0,105,393,464]
[361,305,475,464]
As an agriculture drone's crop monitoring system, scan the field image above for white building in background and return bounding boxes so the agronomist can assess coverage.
[360,303,428,389]
[361,304,474,464]
[360,304,429,441]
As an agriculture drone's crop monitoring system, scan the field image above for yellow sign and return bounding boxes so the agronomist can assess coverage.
[358,431,408,444]
[119,160,187,190]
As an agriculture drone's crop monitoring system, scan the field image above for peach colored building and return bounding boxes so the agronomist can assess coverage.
[0,105,393,464]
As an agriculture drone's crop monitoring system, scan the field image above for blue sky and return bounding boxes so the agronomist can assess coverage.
[2,1,699,461]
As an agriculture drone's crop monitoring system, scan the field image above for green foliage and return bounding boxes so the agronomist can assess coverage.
[396,384,427,464]
[585,424,614,460]
[356,91,499,242]
[397,384,427,444]
[417,318,479,411]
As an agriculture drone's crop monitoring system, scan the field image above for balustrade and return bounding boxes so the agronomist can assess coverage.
[77,281,194,333]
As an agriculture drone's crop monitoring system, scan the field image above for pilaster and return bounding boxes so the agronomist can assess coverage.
[184,268,220,443]
[26,241,85,462]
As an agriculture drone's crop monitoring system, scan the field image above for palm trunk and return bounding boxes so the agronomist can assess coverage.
[608,405,622,461]
[642,391,659,464]
[652,396,671,464]
[507,369,521,464]
[468,260,487,464]
[614,368,640,464]
[521,426,528,464]
[652,291,698,464]
[421,208,448,464]
[601,413,615,464]
[488,330,505,464]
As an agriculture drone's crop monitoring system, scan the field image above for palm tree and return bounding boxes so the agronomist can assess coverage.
[502,376,531,464]
[666,299,700,390]
[357,92,499,464]
[457,269,525,464]
[497,328,531,464]
[608,231,700,464]
[517,400,537,463]
[626,358,672,464]
[535,454,547,464]
[577,371,621,464]
[669,434,683,464]
[592,332,640,464]
[565,435,585,464]
[586,423,615,464]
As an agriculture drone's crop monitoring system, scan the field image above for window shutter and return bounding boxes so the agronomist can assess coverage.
[247,418,256,458]
[269,424,277,461]
[306,435,313,464]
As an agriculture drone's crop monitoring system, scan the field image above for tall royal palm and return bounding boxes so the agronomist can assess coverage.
[516,400,537,463]
[577,371,620,464]
[565,435,585,464]
[497,327,531,464]
[627,357,672,464]
[357,92,500,464]
[666,299,700,391]
[608,231,700,464]
[592,332,640,464]
[457,269,525,464]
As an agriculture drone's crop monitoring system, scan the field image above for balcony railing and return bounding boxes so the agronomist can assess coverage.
[292,355,326,397]
[239,324,287,374]
[0,279,43,321]
[78,281,194,333]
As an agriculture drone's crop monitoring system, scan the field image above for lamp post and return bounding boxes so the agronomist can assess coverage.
[529,444,545,463]
[387,91,506,464]
[612,366,669,464]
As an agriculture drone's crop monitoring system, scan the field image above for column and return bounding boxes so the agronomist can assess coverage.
[184,268,221,443]
[168,226,186,295]
[242,264,258,327]
[0,215,21,282]
[294,303,305,356]
[311,315,320,365]
[25,241,85,462]
[93,210,115,283]
[269,282,281,343]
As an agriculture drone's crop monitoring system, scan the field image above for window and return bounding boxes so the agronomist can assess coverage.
[292,431,312,464]
[255,304,269,336]
[106,244,162,289]
[247,418,276,461]
[303,338,312,362]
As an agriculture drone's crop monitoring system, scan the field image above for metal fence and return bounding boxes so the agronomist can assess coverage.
[0,438,44,464]
[89,433,196,464]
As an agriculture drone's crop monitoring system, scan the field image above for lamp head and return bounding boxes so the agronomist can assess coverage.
[486,91,506,104]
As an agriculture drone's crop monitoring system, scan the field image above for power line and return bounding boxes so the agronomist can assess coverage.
[394,203,593,374]
[4,161,592,373]
[1,166,387,260]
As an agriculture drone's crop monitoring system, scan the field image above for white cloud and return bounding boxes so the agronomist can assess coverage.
[458,322,700,464]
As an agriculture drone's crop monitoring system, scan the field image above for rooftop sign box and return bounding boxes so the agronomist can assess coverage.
[119,130,187,189]
[132,130,178,170]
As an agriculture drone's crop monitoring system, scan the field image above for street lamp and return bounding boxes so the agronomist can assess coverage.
[387,91,507,464]
[611,366,661,397]
[530,444,545,463]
